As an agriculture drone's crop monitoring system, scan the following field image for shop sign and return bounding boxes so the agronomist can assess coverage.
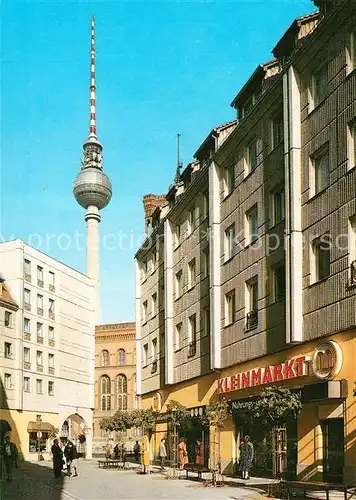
[189,406,205,418]
[217,356,308,394]
[311,341,343,380]
[152,392,162,411]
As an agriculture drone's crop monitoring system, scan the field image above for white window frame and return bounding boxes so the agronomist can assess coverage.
[24,318,30,333]
[272,188,285,225]
[4,311,12,328]
[24,289,31,305]
[36,379,43,394]
[273,264,286,302]
[311,235,331,283]
[48,381,55,396]
[143,344,148,366]
[188,314,197,344]
[346,31,356,75]
[151,338,158,361]
[348,216,356,274]
[347,120,356,171]
[4,342,12,359]
[23,377,30,393]
[36,350,43,367]
[245,277,259,315]
[224,164,235,197]
[24,347,30,363]
[245,137,258,175]
[142,301,148,324]
[48,353,55,368]
[310,145,330,197]
[271,113,283,150]
[4,373,12,390]
[49,271,55,286]
[36,322,43,338]
[202,246,209,278]
[188,259,196,289]
[175,322,182,351]
[151,293,157,317]
[48,326,54,340]
[175,270,182,298]
[187,207,196,235]
[224,291,235,326]
[245,205,258,246]
[202,191,209,220]
[224,225,236,262]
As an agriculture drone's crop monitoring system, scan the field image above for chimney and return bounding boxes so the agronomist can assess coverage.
[143,194,167,234]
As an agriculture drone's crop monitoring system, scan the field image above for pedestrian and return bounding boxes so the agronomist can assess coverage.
[159,438,167,471]
[113,443,119,459]
[133,440,140,462]
[239,435,254,479]
[1,435,18,482]
[178,437,188,470]
[195,439,203,465]
[51,439,63,479]
[64,440,79,477]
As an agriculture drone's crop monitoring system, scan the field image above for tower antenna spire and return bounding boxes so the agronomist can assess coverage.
[89,15,97,139]
[174,133,182,185]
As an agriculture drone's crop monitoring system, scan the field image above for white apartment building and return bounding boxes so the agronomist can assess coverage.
[0,240,95,460]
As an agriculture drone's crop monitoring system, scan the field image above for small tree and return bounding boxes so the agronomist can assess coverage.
[131,408,157,437]
[202,399,231,484]
[165,400,187,477]
[47,425,59,440]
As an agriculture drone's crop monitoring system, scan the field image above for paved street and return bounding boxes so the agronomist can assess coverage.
[1,460,276,500]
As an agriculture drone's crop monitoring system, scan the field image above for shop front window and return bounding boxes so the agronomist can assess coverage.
[28,431,49,453]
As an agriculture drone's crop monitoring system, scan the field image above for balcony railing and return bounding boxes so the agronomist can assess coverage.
[23,361,31,370]
[151,360,157,374]
[37,365,43,373]
[246,310,258,331]
[49,367,55,375]
[37,279,44,288]
[49,284,56,293]
[49,339,55,347]
[187,341,197,357]
[37,336,43,344]
[24,303,31,311]
[24,273,32,282]
[37,307,44,316]
[24,332,31,340]
[49,312,55,320]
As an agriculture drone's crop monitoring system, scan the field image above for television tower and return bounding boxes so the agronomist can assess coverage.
[73,16,112,323]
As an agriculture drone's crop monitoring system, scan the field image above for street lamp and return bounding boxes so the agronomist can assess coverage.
[36,414,42,462]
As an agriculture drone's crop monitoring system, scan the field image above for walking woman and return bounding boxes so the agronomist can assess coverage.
[178,437,188,470]
[51,439,63,479]
[239,436,254,479]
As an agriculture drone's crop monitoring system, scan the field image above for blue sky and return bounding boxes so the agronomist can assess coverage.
[1,0,315,323]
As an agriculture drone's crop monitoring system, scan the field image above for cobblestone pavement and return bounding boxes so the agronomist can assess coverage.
[1,460,276,500]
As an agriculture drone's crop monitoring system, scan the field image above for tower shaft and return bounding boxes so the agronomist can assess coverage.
[85,206,100,324]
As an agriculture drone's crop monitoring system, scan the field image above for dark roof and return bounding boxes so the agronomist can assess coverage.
[272,11,319,59]
[194,120,237,158]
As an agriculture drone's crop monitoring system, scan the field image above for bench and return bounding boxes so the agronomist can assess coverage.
[281,480,356,500]
[97,459,125,469]
[183,463,210,481]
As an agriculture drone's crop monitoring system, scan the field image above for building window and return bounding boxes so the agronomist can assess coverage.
[347,120,356,171]
[224,164,235,197]
[48,299,55,317]
[4,311,12,328]
[48,353,54,370]
[246,277,258,330]
[246,205,258,245]
[143,344,148,366]
[312,64,328,108]
[36,379,43,394]
[312,235,331,282]
[37,322,43,339]
[116,374,127,410]
[29,432,48,453]
[24,289,31,308]
[188,259,196,289]
[37,294,43,313]
[204,307,210,336]
[100,350,109,367]
[346,31,355,75]
[311,145,330,196]
[174,223,181,247]
[23,377,30,393]
[37,266,43,287]
[24,259,31,274]
[48,381,55,396]
[142,300,148,323]
[117,348,126,366]
[48,326,54,341]
[151,338,158,360]
[24,318,30,333]
[175,270,182,298]
[271,113,283,149]
[151,293,158,317]
[4,373,12,390]
[224,224,236,261]
[100,375,111,411]
[36,350,43,368]
[175,322,182,351]
[202,246,209,278]
[24,347,30,363]
[274,264,286,302]
[188,314,197,344]
[4,342,12,359]
[141,260,147,281]
[225,290,236,326]
[202,191,209,220]
[245,138,258,174]
[49,271,55,288]
[349,217,356,284]
[187,207,196,234]
[273,188,285,225]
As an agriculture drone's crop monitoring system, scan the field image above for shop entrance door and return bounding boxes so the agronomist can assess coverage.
[322,418,344,483]
[272,428,286,478]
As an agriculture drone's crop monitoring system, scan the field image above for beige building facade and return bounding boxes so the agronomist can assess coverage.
[136,0,356,484]
[93,322,137,453]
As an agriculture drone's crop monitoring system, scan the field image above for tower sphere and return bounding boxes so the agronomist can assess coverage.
[73,167,112,210]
